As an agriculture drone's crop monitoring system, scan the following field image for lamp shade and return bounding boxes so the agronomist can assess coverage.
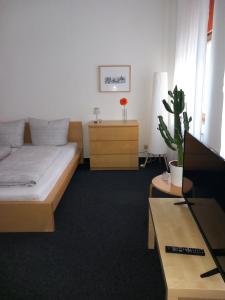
[148,72,168,155]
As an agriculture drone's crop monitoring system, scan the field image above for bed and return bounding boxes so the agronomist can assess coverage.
[0,121,83,232]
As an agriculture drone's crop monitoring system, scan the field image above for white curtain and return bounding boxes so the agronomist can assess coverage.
[204,0,225,155]
[173,0,209,140]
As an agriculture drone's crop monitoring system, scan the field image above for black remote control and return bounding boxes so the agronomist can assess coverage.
[165,246,205,256]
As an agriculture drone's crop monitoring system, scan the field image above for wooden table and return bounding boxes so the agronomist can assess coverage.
[149,174,193,197]
[148,175,193,249]
[148,198,225,300]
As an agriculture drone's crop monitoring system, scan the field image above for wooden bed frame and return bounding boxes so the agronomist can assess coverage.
[0,121,83,232]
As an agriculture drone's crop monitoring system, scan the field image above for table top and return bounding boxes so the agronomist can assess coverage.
[152,174,193,197]
[150,198,225,295]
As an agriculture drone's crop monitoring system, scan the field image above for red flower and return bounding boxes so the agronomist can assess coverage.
[120,98,128,106]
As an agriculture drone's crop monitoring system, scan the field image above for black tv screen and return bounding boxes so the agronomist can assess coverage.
[182,132,225,281]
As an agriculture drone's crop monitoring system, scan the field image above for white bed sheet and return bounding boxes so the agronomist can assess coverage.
[0,143,77,201]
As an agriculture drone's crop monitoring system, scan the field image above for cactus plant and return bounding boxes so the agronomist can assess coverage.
[158,85,192,166]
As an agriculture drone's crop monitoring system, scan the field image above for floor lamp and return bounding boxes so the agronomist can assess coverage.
[141,72,168,168]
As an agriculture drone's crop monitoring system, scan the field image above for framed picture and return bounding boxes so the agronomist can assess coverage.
[99,65,131,92]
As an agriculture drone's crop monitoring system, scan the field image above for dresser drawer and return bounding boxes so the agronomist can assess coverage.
[89,141,138,155]
[89,126,138,141]
[90,155,138,169]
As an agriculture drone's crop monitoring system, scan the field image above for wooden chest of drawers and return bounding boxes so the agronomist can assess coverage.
[88,120,139,170]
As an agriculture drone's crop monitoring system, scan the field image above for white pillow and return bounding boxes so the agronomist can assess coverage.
[0,120,25,147]
[29,118,69,146]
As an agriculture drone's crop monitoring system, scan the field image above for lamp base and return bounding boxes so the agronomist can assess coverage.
[93,119,102,124]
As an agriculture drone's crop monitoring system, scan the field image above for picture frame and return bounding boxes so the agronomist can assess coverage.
[99,65,131,92]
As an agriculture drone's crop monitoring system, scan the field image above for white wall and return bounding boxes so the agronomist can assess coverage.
[0,0,176,157]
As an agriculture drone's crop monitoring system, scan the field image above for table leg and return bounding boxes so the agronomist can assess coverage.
[166,291,178,300]
[149,183,153,197]
[148,207,155,249]
[167,296,178,300]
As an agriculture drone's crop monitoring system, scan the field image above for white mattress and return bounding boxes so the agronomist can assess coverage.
[0,143,77,201]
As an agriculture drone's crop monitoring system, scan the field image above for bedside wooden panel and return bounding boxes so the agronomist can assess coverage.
[88,120,139,170]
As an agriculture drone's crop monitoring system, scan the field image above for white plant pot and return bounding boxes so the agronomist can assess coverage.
[169,160,183,187]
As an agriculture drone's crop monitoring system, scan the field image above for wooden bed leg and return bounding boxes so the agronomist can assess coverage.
[148,206,155,249]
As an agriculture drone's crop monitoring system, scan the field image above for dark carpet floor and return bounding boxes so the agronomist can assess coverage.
[0,160,166,300]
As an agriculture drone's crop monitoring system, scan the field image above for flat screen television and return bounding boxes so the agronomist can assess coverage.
[182,131,225,281]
